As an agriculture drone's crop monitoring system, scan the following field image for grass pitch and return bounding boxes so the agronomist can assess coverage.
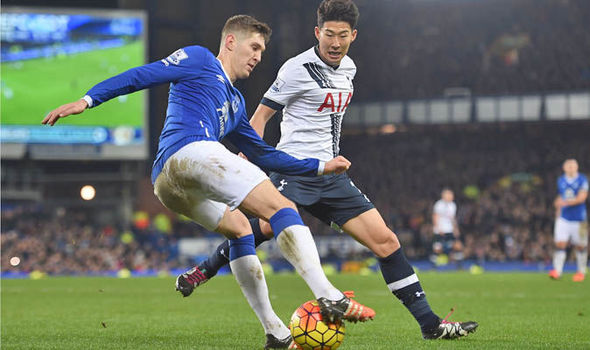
[1,41,145,128]
[2,272,589,349]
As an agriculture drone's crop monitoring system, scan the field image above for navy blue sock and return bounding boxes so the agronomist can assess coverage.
[378,248,440,332]
[199,240,230,279]
[200,218,271,278]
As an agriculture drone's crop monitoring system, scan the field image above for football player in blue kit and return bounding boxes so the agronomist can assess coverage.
[549,159,588,282]
[181,0,478,340]
[43,14,375,349]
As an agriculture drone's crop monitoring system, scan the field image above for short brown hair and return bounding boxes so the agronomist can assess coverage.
[317,0,359,29]
[221,15,272,44]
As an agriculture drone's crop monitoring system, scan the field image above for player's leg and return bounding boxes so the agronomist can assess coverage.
[550,217,570,279]
[188,172,306,287]
[451,237,465,269]
[216,209,292,345]
[572,221,588,282]
[195,218,271,280]
[340,209,477,338]
[313,174,476,338]
[431,235,446,267]
[240,180,375,322]
[341,209,430,324]
[153,142,291,346]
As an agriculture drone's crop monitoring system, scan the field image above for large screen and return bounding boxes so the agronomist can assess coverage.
[1,7,148,159]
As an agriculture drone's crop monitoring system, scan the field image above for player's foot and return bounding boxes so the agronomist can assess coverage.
[264,334,292,349]
[548,269,561,280]
[422,308,478,340]
[175,265,209,297]
[317,291,376,323]
[572,272,585,282]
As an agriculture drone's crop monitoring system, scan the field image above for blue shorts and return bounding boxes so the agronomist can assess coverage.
[269,172,375,227]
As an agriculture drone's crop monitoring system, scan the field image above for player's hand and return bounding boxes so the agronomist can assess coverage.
[324,155,351,175]
[554,198,567,208]
[42,99,88,126]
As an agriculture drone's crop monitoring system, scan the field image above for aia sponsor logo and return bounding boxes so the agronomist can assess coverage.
[317,92,352,113]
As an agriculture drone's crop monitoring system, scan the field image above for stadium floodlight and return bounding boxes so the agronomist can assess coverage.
[80,185,96,200]
[9,257,21,266]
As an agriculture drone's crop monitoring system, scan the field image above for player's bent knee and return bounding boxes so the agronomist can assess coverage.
[241,180,296,220]
[369,231,400,257]
[259,219,275,238]
[215,209,252,239]
[279,197,297,210]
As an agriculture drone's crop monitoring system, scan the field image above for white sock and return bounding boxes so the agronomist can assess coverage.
[230,255,290,338]
[553,250,566,275]
[575,249,588,274]
[276,225,344,301]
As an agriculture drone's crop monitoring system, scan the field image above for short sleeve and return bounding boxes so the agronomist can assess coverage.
[261,60,307,110]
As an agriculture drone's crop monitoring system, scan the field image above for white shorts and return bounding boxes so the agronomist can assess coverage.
[153,141,268,231]
[554,217,589,246]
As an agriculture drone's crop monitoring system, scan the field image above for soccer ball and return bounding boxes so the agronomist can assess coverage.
[289,300,345,350]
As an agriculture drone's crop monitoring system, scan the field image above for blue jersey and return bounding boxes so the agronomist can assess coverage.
[557,174,589,221]
[84,45,320,183]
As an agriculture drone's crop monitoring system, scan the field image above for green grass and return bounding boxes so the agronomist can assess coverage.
[1,41,145,127]
[2,272,589,349]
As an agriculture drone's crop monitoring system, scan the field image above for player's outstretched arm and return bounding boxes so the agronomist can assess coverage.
[42,99,89,126]
[42,46,204,126]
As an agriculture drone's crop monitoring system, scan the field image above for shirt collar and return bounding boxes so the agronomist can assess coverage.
[314,45,340,70]
[216,58,234,87]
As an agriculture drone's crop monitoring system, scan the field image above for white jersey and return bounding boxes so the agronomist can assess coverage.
[433,199,457,234]
[262,47,356,162]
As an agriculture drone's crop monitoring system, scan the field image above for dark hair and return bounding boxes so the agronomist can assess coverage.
[221,15,272,44]
[317,0,359,29]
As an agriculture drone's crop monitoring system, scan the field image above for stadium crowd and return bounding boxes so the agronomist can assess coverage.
[2,122,588,274]
[2,0,589,275]
[338,121,589,263]
[348,0,590,100]
[0,206,182,275]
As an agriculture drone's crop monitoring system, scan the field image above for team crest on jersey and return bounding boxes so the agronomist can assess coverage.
[161,48,188,66]
[270,77,285,92]
[232,95,240,113]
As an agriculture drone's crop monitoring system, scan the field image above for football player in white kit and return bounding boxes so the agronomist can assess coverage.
[549,159,588,282]
[432,188,463,266]
[178,0,478,340]
[44,14,375,349]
